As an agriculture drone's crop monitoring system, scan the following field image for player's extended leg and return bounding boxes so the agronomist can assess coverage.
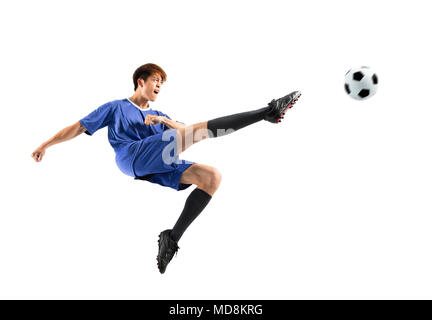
[156,164,221,274]
[174,91,301,155]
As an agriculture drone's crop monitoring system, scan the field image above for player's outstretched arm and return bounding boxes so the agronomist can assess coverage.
[31,121,87,162]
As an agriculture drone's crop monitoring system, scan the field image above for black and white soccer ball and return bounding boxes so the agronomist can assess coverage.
[344,66,378,100]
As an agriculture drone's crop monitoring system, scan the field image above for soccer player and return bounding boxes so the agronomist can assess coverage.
[31,63,301,274]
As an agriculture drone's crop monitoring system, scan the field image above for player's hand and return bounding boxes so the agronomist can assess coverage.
[145,114,164,125]
[31,146,46,162]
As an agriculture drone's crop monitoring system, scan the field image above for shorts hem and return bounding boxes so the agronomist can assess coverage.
[135,161,195,191]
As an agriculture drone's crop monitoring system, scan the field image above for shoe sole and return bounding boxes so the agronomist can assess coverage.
[277,92,301,123]
[157,234,163,273]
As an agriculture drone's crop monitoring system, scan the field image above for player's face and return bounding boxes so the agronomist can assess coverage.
[141,73,164,101]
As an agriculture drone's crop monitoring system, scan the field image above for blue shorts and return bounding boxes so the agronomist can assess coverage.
[132,129,195,191]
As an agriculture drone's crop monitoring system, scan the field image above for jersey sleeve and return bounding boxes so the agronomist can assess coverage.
[79,101,115,136]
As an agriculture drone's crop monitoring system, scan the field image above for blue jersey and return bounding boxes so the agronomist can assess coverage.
[79,98,176,177]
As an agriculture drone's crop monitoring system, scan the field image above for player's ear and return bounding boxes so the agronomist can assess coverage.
[137,78,145,89]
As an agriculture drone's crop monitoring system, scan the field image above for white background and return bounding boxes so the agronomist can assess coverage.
[1,0,431,299]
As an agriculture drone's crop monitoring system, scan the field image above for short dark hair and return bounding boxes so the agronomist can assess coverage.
[132,63,167,91]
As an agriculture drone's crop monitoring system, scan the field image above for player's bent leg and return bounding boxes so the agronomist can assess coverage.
[157,163,222,274]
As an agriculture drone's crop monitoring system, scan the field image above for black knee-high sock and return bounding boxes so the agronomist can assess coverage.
[207,106,271,138]
[170,188,212,242]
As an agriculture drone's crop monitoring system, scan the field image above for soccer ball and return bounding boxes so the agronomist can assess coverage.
[344,66,378,100]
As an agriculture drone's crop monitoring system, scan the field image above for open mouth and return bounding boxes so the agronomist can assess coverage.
[154,90,159,95]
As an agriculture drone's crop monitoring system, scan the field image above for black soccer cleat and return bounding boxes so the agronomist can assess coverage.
[264,90,302,123]
[157,229,179,274]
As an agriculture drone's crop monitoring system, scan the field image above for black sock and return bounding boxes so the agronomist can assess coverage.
[207,106,271,138]
[170,188,212,242]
